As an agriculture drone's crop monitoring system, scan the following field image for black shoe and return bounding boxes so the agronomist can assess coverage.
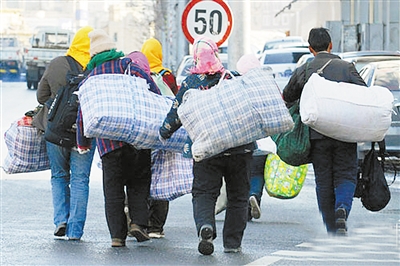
[335,208,347,235]
[129,224,150,242]
[54,223,67,237]
[198,224,214,255]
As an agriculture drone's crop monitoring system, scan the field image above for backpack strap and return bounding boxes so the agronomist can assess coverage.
[65,56,82,75]
[158,69,169,76]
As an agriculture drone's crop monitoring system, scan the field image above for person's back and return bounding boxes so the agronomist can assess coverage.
[159,37,255,255]
[76,30,159,247]
[35,26,96,241]
[283,27,366,235]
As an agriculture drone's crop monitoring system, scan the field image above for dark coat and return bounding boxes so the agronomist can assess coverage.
[282,52,367,139]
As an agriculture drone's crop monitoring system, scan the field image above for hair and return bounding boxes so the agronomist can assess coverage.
[308,27,331,52]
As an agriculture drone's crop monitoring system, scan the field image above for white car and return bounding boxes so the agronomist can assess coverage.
[259,48,311,90]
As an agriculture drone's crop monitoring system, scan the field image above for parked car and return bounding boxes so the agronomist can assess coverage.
[175,53,228,89]
[338,50,400,71]
[357,60,400,158]
[262,36,307,52]
[296,53,314,68]
[259,47,311,90]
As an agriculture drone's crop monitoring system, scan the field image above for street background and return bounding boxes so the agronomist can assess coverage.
[1,81,399,265]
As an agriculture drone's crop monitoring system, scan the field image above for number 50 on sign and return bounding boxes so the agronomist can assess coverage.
[181,0,233,46]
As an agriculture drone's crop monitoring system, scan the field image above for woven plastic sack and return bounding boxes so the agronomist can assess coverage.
[264,153,308,199]
[3,120,50,174]
[300,73,393,142]
[78,73,188,153]
[150,149,193,201]
[177,67,294,162]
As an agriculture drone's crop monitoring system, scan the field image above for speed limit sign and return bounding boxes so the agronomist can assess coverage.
[181,0,233,46]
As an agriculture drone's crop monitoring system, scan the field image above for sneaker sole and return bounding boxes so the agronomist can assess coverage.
[249,196,261,219]
[148,232,165,239]
[130,229,150,242]
[198,226,214,255]
[54,224,67,237]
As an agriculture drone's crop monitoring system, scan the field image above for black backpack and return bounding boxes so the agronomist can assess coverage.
[44,56,89,148]
[355,141,395,211]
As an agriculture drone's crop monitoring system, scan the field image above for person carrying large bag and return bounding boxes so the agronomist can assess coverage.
[282,27,368,236]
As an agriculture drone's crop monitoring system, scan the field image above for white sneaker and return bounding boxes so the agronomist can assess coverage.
[249,195,261,219]
[148,231,165,238]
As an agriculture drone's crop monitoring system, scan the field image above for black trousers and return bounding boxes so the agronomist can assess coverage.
[148,200,169,233]
[101,145,151,239]
[192,152,252,249]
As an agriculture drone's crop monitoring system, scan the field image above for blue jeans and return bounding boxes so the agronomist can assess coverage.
[46,140,95,239]
[310,138,357,233]
[249,155,267,203]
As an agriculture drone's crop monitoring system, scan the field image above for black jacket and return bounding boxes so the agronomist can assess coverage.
[282,52,367,139]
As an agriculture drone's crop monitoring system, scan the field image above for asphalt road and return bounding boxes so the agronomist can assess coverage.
[1,81,399,265]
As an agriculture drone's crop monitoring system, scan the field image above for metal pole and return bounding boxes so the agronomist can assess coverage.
[227,0,250,70]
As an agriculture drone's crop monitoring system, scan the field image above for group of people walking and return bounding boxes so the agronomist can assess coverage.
[35,26,364,255]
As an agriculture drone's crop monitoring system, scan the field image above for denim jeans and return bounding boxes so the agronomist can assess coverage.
[46,140,95,239]
[248,155,267,219]
[310,138,357,233]
[249,155,267,203]
[192,152,252,249]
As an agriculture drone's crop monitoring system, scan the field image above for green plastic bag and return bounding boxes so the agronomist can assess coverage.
[271,101,311,166]
[264,154,308,199]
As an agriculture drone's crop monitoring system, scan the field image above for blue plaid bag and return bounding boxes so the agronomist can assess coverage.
[78,73,188,153]
[177,67,294,162]
[3,121,50,174]
[150,149,193,201]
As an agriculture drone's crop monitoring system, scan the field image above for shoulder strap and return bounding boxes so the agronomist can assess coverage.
[158,69,169,76]
[316,59,333,75]
[65,56,82,74]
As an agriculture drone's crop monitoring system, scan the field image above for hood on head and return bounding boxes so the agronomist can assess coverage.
[66,26,93,69]
[191,36,224,75]
[126,51,151,76]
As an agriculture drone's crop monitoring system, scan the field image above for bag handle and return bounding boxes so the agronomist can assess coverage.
[372,141,397,186]
[216,70,236,88]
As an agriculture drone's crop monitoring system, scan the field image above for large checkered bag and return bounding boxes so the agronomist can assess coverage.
[177,67,294,162]
[150,149,193,201]
[78,73,187,153]
[3,121,50,174]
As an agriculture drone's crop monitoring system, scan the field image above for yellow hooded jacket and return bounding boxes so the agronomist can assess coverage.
[66,26,93,69]
[141,38,172,74]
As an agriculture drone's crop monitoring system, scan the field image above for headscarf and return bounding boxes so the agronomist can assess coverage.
[190,37,225,75]
[65,26,93,69]
[141,38,172,73]
[125,51,151,76]
[236,54,261,74]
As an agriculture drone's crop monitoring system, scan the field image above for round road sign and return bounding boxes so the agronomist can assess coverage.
[181,0,233,46]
